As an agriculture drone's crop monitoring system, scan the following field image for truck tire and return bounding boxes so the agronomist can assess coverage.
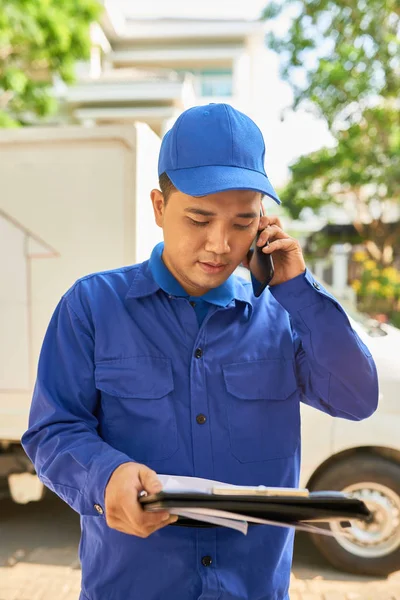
[308,454,400,576]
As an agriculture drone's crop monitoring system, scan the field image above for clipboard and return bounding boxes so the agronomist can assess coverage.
[139,490,371,529]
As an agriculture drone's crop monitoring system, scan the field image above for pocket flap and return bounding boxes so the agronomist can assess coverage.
[223,359,297,400]
[95,356,173,399]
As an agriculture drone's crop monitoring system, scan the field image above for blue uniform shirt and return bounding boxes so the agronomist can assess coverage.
[149,242,234,324]
[22,245,378,600]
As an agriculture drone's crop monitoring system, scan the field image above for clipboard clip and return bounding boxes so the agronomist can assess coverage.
[211,485,310,497]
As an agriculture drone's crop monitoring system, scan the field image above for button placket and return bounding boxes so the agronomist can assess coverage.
[196,529,219,597]
[191,333,214,479]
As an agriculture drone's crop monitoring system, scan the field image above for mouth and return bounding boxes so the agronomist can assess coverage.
[198,262,228,274]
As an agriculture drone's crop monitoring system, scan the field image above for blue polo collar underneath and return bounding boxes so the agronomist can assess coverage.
[125,243,253,313]
[149,242,234,307]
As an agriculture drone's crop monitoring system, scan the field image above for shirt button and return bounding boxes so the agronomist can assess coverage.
[201,555,212,567]
[196,414,207,425]
[94,504,104,515]
[195,348,203,359]
[313,282,321,290]
[190,301,196,307]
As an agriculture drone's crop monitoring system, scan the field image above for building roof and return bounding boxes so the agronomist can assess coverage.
[100,2,265,43]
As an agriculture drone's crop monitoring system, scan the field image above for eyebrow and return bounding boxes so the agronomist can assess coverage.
[184,208,258,219]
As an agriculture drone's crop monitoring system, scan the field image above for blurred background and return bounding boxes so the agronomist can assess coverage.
[0,1,399,598]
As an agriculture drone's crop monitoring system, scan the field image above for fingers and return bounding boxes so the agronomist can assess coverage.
[120,499,177,535]
[126,465,170,531]
[256,223,289,247]
[138,466,163,495]
[136,510,177,532]
[136,507,171,527]
[105,462,177,539]
[259,215,283,230]
[106,495,170,532]
[130,513,178,538]
[148,515,179,535]
[262,238,299,253]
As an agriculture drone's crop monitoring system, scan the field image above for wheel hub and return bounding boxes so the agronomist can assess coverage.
[330,482,400,558]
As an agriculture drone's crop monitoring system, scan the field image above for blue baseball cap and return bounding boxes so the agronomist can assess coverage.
[158,103,280,204]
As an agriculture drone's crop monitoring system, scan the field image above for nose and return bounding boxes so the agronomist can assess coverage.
[204,224,230,256]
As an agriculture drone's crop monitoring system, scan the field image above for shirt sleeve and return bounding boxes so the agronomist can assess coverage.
[269,269,379,421]
[21,288,132,517]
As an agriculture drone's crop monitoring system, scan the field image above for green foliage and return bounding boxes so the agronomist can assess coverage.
[262,0,400,128]
[0,0,102,126]
[280,103,400,219]
[304,227,363,261]
[264,0,400,267]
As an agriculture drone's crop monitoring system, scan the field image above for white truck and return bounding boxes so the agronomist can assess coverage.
[0,122,161,500]
[1,125,400,576]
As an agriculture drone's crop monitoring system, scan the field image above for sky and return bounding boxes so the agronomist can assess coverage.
[118,0,334,188]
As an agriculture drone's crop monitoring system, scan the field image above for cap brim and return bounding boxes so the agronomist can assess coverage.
[166,165,281,205]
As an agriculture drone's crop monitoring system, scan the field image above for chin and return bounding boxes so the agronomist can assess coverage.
[189,263,234,292]
[201,273,229,288]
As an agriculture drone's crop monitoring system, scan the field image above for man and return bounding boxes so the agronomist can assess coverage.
[22,103,378,600]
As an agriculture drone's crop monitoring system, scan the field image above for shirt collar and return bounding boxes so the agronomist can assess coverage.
[149,242,234,307]
[126,242,253,311]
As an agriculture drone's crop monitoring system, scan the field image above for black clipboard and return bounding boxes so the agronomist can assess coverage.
[139,490,371,529]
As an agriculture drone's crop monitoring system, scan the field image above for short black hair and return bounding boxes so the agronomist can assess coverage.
[159,172,176,204]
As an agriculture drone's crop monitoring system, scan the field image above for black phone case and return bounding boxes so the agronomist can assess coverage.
[251,229,274,297]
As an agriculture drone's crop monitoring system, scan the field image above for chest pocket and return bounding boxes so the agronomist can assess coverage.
[222,359,299,463]
[95,356,178,462]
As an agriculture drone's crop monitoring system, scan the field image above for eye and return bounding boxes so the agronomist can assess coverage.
[234,223,252,230]
[188,218,208,227]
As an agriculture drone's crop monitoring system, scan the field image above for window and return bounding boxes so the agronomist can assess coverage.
[200,69,233,97]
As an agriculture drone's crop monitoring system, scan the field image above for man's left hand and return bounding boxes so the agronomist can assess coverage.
[246,215,306,287]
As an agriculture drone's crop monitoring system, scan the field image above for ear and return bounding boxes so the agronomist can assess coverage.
[150,189,165,228]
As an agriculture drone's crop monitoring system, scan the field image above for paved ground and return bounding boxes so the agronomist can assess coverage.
[1,493,400,600]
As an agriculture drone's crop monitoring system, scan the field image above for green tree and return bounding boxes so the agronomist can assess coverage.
[262,0,400,266]
[0,0,102,127]
[280,104,400,265]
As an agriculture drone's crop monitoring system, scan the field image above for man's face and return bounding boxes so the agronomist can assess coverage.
[151,187,262,296]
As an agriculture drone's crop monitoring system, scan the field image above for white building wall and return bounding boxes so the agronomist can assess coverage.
[134,123,163,262]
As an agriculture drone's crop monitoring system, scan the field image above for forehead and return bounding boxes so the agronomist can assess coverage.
[171,189,261,215]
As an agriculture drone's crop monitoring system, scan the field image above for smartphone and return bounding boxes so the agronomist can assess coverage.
[250,209,274,297]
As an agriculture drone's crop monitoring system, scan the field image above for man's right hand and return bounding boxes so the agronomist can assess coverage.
[105,462,178,537]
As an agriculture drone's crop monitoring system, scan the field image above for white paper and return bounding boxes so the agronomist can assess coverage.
[157,474,234,494]
[198,509,355,539]
[157,475,308,497]
[169,508,248,535]
[156,475,359,538]
[169,506,355,538]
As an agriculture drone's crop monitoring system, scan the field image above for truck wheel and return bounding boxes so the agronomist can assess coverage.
[308,454,400,576]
